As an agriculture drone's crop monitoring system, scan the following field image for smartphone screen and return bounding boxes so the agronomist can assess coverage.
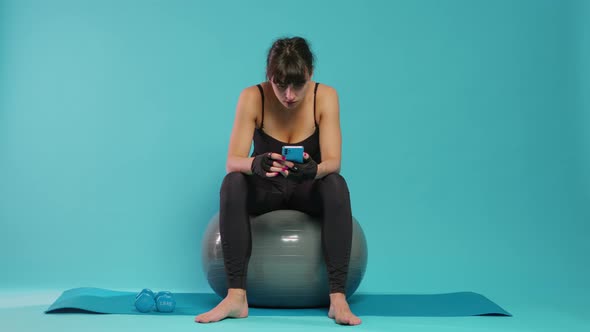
[281,146,304,163]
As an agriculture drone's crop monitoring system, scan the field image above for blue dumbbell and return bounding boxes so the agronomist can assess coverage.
[135,289,156,312]
[154,291,176,313]
[135,288,176,313]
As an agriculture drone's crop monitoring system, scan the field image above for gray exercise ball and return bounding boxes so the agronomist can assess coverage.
[201,210,368,308]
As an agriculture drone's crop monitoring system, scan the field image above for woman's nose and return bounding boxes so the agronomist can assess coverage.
[285,87,294,100]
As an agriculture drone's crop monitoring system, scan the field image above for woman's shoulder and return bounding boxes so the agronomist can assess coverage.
[234,84,265,122]
[315,82,339,113]
[239,83,265,100]
[236,84,267,109]
[315,82,337,95]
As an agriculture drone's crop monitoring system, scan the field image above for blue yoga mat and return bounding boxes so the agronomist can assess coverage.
[45,287,510,317]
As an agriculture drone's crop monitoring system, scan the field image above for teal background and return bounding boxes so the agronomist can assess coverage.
[1,0,588,314]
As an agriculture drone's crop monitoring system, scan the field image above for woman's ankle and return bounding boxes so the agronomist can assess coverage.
[227,288,247,298]
[329,292,347,302]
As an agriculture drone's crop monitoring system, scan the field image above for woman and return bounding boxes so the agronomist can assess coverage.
[195,37,361,326]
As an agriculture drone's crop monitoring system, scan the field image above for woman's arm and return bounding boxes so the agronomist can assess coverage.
[316,85,342,178]
[225,87,260,174]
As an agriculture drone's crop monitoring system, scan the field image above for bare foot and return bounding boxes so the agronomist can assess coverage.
[194,289,249,323]
[328,293,362,325]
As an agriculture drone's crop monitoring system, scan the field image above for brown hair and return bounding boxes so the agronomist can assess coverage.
[266,37,315,85]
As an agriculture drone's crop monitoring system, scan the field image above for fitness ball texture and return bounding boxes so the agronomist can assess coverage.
[201,210,368,308]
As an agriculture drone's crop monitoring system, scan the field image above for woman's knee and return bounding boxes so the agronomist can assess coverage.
[221,172,249,194]
[320,173,349,192]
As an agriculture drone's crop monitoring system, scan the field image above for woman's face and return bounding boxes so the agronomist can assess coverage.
[270,74,312,109]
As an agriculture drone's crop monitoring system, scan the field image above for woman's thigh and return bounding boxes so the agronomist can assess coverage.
[287,173,351,216]
[247,175,288,215]
[286,179,323,216]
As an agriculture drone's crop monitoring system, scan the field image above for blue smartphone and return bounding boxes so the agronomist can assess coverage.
[281,145,304,163]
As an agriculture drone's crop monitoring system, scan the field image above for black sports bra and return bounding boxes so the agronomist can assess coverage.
[251,82,322,163]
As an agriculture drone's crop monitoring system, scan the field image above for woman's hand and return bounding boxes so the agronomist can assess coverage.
[287,152,318,181]
[251,152,291,178]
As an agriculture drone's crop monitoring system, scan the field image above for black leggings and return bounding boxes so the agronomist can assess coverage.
[219,172,353,294]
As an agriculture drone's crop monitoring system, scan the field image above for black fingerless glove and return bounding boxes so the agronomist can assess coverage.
[288,156,318,182]
[251,153,274,177]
